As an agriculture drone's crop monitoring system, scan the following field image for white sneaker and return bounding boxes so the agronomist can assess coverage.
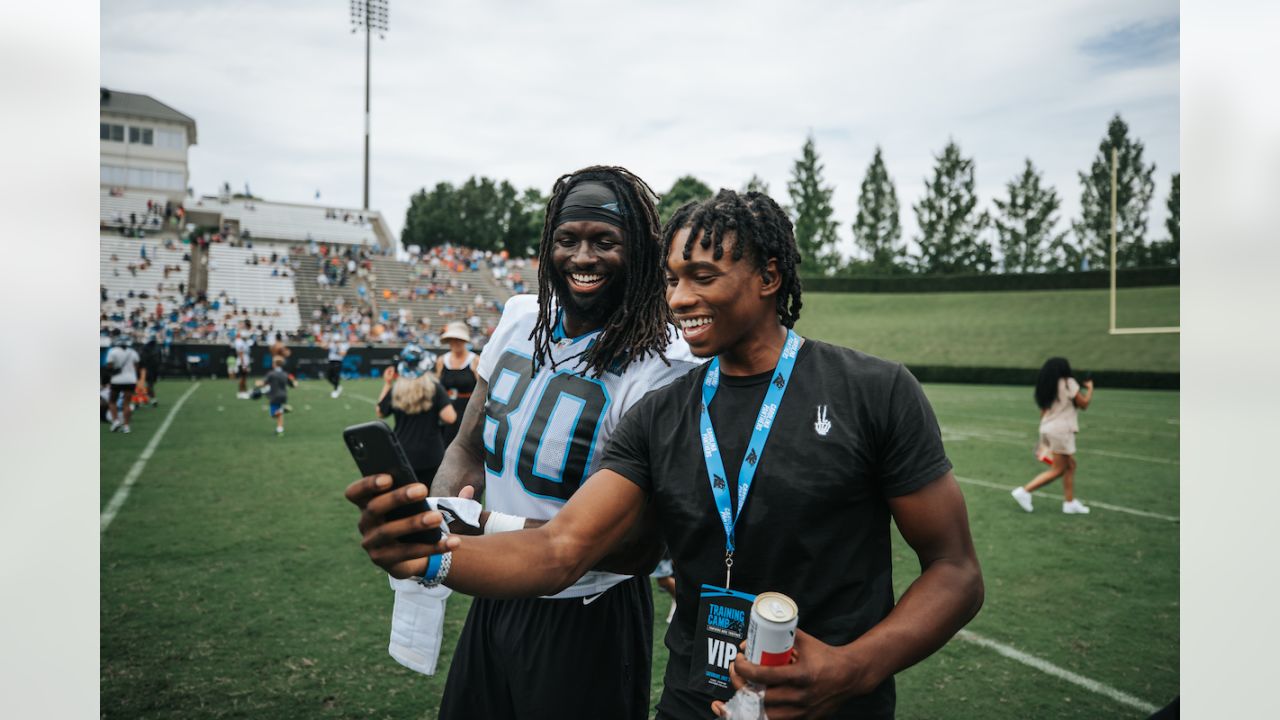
[275,426,284,435]
[1011,487,1033,512]
[334,385,343,398]
[121,425,131,434]
[1063,499,1091,514]
[237,392,250,400]
[110,418,123,432]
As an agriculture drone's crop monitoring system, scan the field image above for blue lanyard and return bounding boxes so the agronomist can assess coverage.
[699,330,802,588]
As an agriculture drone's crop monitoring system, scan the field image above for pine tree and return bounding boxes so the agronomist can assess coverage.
[912,140,993,274]
[1072,114,1157,269]
[787,135,841,274]
[742,174,770,195]
[658,175,713,225]
[1147,172,1179,266]
[850,146,904,274]
[992,159,1067,273]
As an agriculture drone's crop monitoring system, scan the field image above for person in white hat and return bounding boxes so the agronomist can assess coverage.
[434,321,479,449]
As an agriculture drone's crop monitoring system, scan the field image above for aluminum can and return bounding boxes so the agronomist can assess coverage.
[745,592,798,666]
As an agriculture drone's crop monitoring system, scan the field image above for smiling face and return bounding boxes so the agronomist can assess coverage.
[665,228,779,359]
[549,219,628,332]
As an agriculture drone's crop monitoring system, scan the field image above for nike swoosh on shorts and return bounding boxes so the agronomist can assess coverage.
[582,591,606,606]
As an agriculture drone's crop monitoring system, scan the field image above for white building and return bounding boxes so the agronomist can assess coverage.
[99,88,196,203]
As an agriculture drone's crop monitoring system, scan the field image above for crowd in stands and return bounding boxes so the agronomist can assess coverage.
[103,191,186,238]
[100,229,540,355]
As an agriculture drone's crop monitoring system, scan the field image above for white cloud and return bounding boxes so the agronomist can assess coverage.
[102,0,1178,258]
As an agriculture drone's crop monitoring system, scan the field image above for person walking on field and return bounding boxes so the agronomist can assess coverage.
[105,334,143,434]
[1011,357,1095,514]
[433,321,478,450]
[324,331,349,398]
[259,356,297,436]
[378,343,459,488]
[233,322,253,399]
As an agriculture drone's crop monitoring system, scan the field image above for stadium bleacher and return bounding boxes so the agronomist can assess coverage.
[100,188,181,230]
[205,245,302,334]
[99,234,190,320]
[190,196,386,246]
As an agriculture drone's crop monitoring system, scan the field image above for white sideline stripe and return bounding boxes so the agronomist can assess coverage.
[943,426,1178,466]
[956,476,1178,522]
[100,383,202,534]
[956,630,1158,714]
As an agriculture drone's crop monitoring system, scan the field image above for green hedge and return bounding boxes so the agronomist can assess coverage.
[905,364,1178,390]
[801,267,1179,294]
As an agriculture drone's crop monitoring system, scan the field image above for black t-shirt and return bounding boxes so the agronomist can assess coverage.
[600,339,951,719]
[378,382,452,475]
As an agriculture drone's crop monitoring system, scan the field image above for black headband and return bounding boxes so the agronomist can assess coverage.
[553,180,625,229]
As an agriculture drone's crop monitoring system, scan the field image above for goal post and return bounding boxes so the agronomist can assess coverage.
[1109,147,1180,335]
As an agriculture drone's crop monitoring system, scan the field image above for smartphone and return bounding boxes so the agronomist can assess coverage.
[343,421,442,545]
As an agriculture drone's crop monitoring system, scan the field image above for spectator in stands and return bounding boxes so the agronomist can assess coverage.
[434,321,478,450]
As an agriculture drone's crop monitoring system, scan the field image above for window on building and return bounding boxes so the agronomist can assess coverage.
[128,126,154,145]
[155,128,186,150]
[100,123,124,142]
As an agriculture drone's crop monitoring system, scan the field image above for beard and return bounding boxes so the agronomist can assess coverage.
[551,270,628,330]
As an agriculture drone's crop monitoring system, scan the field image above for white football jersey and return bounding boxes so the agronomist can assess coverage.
[477,294,702,598]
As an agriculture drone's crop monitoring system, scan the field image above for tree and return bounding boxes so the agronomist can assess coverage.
[1147,172,1179,266]
[787,135,842,274]
[850,146,905,274]
[401,181,461,250]
[742,174,770,195]
[991,159,1068,273]
[1072,114,1157,269]
[912,140,993,274]
[658,175,713,225]
[502,186,547,257]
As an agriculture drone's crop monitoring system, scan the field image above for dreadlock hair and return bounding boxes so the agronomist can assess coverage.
[1034,357,1074,410]
[531,165,673,377]
[659,189,803,328]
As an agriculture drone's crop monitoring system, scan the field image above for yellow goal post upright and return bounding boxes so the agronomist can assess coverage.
[1109,147,1180,335]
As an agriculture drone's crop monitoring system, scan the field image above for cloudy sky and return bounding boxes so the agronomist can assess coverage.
[101,0,1178,258]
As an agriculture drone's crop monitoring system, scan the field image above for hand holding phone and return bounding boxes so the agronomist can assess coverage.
[344,421,442,545]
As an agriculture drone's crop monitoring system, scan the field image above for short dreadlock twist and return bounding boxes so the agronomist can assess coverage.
[659,189,803,327]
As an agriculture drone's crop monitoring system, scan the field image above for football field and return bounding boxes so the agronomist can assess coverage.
[101,377,1177,718]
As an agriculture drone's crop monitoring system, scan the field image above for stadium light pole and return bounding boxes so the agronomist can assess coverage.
[351,0,389,211]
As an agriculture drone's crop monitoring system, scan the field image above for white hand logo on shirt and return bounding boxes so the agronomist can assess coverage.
[814,405,831,436]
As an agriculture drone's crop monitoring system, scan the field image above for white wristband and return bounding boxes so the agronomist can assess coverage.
[483,511,526,535]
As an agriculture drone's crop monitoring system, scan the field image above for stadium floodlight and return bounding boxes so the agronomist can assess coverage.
[1108,147,1180,335]
[351,0,389,211]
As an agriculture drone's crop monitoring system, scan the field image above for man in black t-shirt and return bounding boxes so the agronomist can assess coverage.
[349,190,984,720]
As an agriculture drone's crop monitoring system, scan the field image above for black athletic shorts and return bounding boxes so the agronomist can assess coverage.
[109,383,135,397]
[438,574,654,720]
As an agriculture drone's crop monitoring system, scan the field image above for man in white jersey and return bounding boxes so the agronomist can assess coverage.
[347,166,701,719]
[324,331,349,398]
[106,333,142,434]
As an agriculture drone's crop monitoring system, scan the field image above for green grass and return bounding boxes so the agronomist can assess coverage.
[796,287,1179,372]
[102,378,1177,718]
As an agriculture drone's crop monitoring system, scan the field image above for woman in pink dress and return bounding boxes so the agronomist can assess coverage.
[1011,357,1095,514]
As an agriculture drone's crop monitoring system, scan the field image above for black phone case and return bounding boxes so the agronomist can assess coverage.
[343,421,442,545]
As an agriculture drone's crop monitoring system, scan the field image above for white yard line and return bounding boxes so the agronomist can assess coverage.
[955,476,1178,522]
[942,426,1179,465]
[956,630,1159,715]
[100,383,201,534]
